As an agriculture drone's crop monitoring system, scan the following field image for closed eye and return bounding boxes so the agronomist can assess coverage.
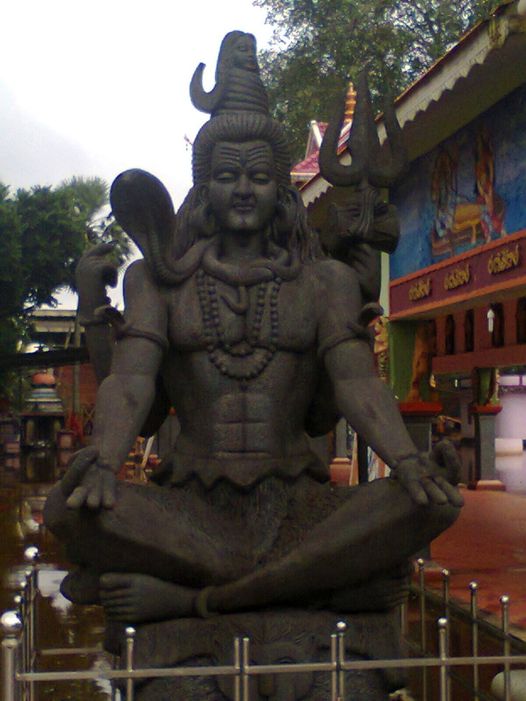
[251,172,271,184]
[214,170,238,182]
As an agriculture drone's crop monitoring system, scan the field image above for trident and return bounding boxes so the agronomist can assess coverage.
[318,71,408,255]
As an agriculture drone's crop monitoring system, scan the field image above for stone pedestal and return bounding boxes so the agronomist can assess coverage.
[105,608,406,701]
[469,404,505,490]
[398,401,443,453]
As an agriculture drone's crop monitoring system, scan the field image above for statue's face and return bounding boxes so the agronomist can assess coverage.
[233,34,258,71]
[208,141,278,234]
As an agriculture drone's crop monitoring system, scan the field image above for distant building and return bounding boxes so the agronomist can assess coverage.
[27,309,97,434]
[292,0,526,488]
[386,0,526,489]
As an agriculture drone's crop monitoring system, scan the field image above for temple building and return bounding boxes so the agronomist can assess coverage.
[294,0,526,489]
[387,0,526,490]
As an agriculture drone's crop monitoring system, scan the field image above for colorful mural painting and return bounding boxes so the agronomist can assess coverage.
[391,82,526,279]
[431,126,506,257]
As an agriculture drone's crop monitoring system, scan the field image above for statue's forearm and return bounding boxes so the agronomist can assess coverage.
[76,250,117,386]
[92,373,156,471]
[83,324,113,385]
[324,341,417,467]
[334,376,417,467]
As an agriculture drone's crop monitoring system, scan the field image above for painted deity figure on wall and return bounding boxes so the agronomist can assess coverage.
[431,125,506,258]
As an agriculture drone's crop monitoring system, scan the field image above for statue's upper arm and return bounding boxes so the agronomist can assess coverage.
[123,260,166,321]
[315,260,364,359]
[110,260,169,375]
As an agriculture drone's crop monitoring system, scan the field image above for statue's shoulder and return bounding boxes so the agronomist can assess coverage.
[124,258,148,282]
[123,258,165,302]
[305,258,359,295]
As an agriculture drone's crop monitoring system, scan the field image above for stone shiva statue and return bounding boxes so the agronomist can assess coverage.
[45,30,463,700]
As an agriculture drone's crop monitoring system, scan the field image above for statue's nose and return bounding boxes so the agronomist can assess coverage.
[234,174,253,197]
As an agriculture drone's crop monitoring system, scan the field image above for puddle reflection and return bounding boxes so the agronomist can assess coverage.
[0,474,112,700]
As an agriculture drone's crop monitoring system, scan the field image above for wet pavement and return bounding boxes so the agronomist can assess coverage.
[430,486,526,636]
[0,470,112,700]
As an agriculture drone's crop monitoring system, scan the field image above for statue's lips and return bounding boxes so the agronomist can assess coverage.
[232,204,255,213]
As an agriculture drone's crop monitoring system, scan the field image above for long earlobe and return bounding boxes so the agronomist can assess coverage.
[197,184,210,206]
[189,185,217,239]
[275,185,298,235]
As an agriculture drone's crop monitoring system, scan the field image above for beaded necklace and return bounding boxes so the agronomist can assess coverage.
[196,269,281,381]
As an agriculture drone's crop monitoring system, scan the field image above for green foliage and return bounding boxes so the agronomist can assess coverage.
[13,185,87,309]
[0,176,131,364]
[255,0,497,158]
[59,176,131,274]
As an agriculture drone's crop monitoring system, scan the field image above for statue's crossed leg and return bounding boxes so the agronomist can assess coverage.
[44,474,459,620]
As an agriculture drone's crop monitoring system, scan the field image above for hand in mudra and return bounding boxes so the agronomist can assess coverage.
[76,242,118,314]
[61,446,117,510]
[392,440,464,508]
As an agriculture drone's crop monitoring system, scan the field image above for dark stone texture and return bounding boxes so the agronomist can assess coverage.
[44,30,464,700]
[106,609,406,700]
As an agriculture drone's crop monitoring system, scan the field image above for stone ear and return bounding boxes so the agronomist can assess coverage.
[275,185,298,235]
[196,184,210,206]
[189,185,217,239]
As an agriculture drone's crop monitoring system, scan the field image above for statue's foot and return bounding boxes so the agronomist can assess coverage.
[329,563,412,613]
[99,573,196,623]
[61,568,101,605]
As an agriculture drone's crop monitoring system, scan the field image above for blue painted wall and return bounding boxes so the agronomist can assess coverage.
[390,83,526,280]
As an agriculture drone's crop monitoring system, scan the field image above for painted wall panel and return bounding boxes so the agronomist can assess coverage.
[391,83,526,280]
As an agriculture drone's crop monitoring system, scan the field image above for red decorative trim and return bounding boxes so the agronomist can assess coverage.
[391,229,526,287]
[398,401,443,416]
[389,230,526,319]
[469,404,503,415]
[433,345,526,375]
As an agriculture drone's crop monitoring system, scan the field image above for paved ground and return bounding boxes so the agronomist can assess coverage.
[428,487,526,636]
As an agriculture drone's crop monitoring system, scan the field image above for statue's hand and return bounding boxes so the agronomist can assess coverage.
[392,440,464,508]
[60,446,117,510]
[76,242,118,316]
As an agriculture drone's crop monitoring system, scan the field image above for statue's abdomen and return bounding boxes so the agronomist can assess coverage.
[164,349,319,458]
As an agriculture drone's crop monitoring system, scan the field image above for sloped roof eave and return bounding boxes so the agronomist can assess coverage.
[299,0,526,206]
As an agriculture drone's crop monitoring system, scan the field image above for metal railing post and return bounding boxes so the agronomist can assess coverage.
[441,569,450,619]
[13,595,24,701]
[500,595,511,701]
[233,637,241,701]
[24,546,39,673]
[19,580,27,682]
[337,621,347,699]
[330,632,338,701]
[469,581,480,699]
[441,570,451,701]
[24,569,34,701]
[242,637,250,701]
[417,558,428,701]
[2,611,22,701]
[438,617,449,701]
[125,627,135,701]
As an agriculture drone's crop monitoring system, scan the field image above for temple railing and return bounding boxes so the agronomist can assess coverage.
[2,548,526,701]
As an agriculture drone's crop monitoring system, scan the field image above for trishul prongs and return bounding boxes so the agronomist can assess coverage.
[319,72,408,189]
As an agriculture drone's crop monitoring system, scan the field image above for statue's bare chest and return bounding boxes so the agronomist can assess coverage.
[166,273,317,353]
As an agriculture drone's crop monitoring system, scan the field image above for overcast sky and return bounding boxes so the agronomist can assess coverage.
[0,1,273,307]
